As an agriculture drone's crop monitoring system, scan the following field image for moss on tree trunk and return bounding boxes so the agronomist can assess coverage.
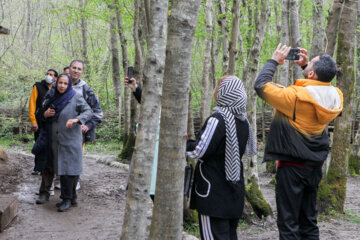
[266,161,277,173]
[348,154,360,176]
[245,176,273,218]
[119,133,135,161]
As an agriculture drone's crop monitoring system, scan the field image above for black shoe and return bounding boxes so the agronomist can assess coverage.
[36,194,49,204]
[57,199,71,212]
[56,199,77,207]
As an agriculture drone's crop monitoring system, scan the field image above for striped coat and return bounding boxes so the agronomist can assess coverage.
[186,112,249,218]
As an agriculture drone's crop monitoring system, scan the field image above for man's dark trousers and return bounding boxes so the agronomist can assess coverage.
[33,130,46,172]
[276,165,322,240]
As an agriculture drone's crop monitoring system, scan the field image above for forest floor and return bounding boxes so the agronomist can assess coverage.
[1,147,360,240]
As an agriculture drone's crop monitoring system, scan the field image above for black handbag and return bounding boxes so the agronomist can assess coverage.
[31,129,48,155]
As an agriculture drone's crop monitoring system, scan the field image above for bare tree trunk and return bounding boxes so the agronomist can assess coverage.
[115,0,130,141]
[121,0,144,160]
[279,0,290,86]
[149,0,201,238]
[218,0,229,75]
[318,0,356,214]
[187,91,195,139]
[310,0,324,59]
[120,0,168,239]
[323,0,344,56]
[108,9,121,109]
[228,0,241,75]
[243,0,273,218]
[79,0,90,80]
[289,0,302,81]
[200,0,214,125]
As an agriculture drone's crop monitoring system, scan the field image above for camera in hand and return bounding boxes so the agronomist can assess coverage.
[285,48,300,60]
[128,66,134,84]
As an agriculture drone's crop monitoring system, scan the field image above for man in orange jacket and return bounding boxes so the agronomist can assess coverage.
[254,44,343,240]
[29,69,58,175]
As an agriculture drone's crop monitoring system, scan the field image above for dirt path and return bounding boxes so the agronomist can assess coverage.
[0,149,134,240]
[1,148,360,240]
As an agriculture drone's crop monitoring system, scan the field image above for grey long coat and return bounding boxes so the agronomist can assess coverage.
[51,92,93,175]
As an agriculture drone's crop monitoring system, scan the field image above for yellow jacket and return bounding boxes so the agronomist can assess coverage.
[29,83,51,125]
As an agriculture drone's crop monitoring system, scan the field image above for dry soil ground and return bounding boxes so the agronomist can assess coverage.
[1,148,360,240]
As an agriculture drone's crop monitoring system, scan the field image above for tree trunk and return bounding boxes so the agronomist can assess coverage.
[228,0,241,75]
[310,0,324,59]
[323,0,344,57]
[279,0,290,86]
[149,0,201,238]
[79,0,90,80]
[109,10,122,109]
[120,0,144,160]
[115,0,130,142]
[218,0,229,75]
[200,0,214,125]
[289,0,302,81]
[120,0,168,239]
[318,0,356,213]
[348,0,360,175]
[243,0,273,218]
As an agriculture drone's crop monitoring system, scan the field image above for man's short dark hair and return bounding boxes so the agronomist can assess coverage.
[313,54,337,82]
[63,66,70,71]
[69,59,85,69]
[48,69,58,78]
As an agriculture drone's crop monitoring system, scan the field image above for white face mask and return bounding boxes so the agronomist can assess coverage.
[45,75,53,84]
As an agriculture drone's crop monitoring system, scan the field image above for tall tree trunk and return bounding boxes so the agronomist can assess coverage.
[318,0,356,213]
[120,0,168,239]
[121,0,144,160]
[149,0,201,238]
[79,0,90,80]
[349,0,360,175]
[243,0,273,218]
[109,9,122,109]
[310,0,324,59]
[279,0,290,86]
[115,0,130,142]
[218,0,229,75]
[228,0,241,75]
[200,0,214,125]
[323,0,344,56]
[289,0,302,81]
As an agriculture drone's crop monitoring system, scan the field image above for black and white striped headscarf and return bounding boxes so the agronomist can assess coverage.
[213,76,257,182]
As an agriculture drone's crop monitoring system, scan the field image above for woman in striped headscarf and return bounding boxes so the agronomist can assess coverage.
[186,75,256,240]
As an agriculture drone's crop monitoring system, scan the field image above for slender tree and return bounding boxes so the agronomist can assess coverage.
[323,0,344,56]
[218,0,229,75]
[279,0,290,86]
[243,0,272,218]
[289,0,302,81]
[120,0,168,239]
[310,0,324,59]
[200,0,215,125]
[79,0,90,80]
[108,8,122,109]
[228,0,241,75]
[149,0,201,238]
[318,0,356,213]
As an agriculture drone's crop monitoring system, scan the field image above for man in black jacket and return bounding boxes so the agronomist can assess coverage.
[29,69,58,175]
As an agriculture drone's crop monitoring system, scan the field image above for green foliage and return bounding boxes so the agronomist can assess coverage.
[183,218,200,238]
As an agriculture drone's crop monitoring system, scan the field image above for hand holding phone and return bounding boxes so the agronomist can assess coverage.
[285,48,300,60]
[127,66,134,83]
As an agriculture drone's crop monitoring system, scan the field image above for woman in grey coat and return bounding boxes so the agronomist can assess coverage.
[43,73,93,212]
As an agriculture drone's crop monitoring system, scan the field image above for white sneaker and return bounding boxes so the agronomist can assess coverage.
[55,184,61,189]
[50,182,55,196]
[76,182,80,191]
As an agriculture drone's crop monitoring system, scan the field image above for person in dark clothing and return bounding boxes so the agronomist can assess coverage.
[29,69,58,175]
[38,74,93,211]
[186,76,257,240]
[254,44,343,240]
[124,76,142,103]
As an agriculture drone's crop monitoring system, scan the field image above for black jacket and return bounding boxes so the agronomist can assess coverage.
[186,112,249,219]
